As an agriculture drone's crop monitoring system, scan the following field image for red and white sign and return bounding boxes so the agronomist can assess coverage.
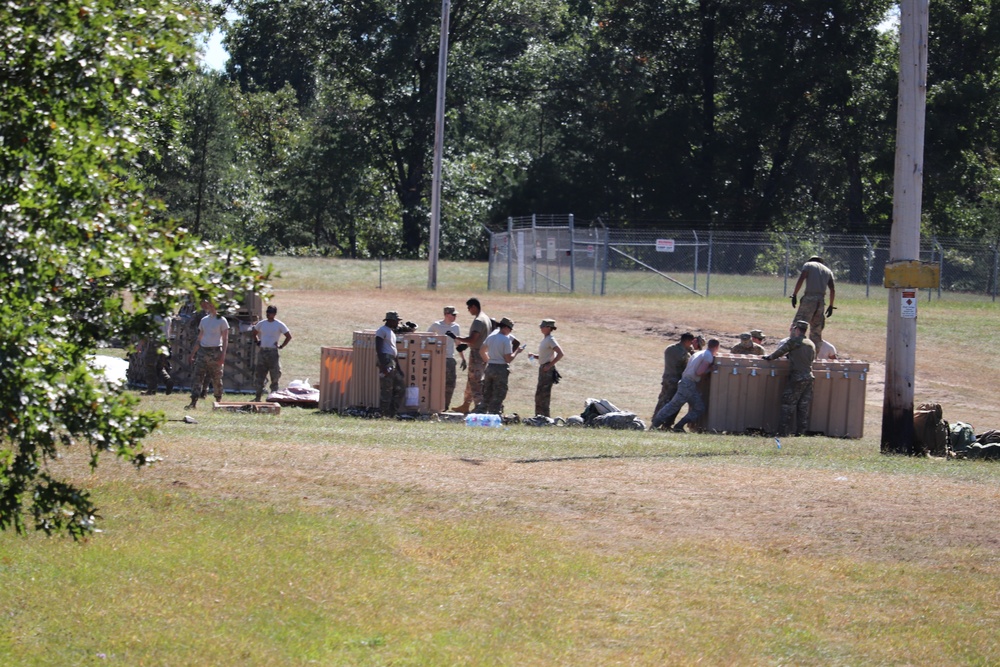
[901,290,917,319]
[656,239,675,252]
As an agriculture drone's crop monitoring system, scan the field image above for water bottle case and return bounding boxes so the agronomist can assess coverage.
[465,413,502,427]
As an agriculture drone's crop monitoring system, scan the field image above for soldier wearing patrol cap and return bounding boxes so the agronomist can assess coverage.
[763,320,817,436]
[427,306,464,410]
[533,318,565,417]
[477,317,523,414]
[730,332,765,356]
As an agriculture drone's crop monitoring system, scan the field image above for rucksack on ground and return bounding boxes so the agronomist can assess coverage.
[913,403,949,456]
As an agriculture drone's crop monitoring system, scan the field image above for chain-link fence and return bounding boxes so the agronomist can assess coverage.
[487,216,1000,301]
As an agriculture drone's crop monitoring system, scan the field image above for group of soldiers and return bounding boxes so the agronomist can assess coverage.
[140,298,294,409]
[651,256,837,436]
[150,256,835,435]
[375,298,564,419]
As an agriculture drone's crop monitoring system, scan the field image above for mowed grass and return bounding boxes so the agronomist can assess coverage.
[1,482,996,666]
[2,257,999,665]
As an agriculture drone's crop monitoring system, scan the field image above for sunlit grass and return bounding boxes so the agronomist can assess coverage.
[2,470,997,665]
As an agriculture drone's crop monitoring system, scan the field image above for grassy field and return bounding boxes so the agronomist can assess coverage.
[1,257,999,666]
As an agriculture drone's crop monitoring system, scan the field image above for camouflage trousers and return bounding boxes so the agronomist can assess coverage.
[652,377,705,429]
[779,376,814,436]
[191,347,224,402]
[463,348,486,407]
[378,353,405,417]
[534,366,556,417]
[652,378,680,424]
[144,345,172,393]
[794,295,826,348]
[444,357,457,409]
[255,347,282,395]
[479,364,510,414]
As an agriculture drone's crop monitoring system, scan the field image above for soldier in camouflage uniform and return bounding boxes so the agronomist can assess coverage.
[729,332,765,356]
[763,320,817,436]
[478,317,523,414]
[653,332,695,425]
[376,311,406,417]
[790,256,836,348]
[185,299,230,410]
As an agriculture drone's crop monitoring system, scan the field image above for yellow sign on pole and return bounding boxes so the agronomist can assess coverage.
[883,260,940,289]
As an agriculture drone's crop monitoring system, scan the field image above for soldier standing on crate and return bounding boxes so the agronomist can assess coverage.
[477,317,523,415]
[427,306,464,411]
[531,319,564,418]
[252,304,292,402]
[652,332,695,426]
[376,311,405,417]
[185,299,230,410]
[789,256,836,348]
[763,320,817,437]
[453,297,492,414]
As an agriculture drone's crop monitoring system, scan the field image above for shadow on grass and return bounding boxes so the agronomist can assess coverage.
[510,450,747,464]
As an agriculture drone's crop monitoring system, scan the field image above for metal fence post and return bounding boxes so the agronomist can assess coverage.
[782,234,790,296]
[601,224,609,296]
[569,214,575,293]
[487,231,493,291]
[507,216,513,293]
[707,231,713,297]
[692,230,699,293]
[864,235,873,298]
[934,237,944,300]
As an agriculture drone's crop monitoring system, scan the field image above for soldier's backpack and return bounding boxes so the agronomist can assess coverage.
[948,421,976,454]
[591,411,647,430]
[913,403,949,456]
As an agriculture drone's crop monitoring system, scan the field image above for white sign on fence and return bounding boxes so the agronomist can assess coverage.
[656,239,675,252]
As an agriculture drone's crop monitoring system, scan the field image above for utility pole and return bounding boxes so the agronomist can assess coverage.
[882,0,928,454]
[427,0,450,290]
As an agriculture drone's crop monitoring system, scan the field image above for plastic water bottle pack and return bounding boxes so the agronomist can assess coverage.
[465,413,502,427]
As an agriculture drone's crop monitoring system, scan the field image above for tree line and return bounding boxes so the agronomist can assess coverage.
[152,0,1000,259]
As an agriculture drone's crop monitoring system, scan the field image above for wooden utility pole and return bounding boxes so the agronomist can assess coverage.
[882,0,928,454]
[427,0,451,290]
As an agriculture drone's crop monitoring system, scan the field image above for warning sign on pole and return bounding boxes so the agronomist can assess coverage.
[901,290,917,319]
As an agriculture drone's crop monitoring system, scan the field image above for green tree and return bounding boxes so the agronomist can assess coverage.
[152,71,242,238]
[1,0,269,537]
[923,0,1000,240]
[226,0,569,257]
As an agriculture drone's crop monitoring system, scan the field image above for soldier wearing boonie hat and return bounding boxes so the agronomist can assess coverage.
[428,305,463,410]
[762,320,817,436]
[375,310,405,417]
[533,319,565,417]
